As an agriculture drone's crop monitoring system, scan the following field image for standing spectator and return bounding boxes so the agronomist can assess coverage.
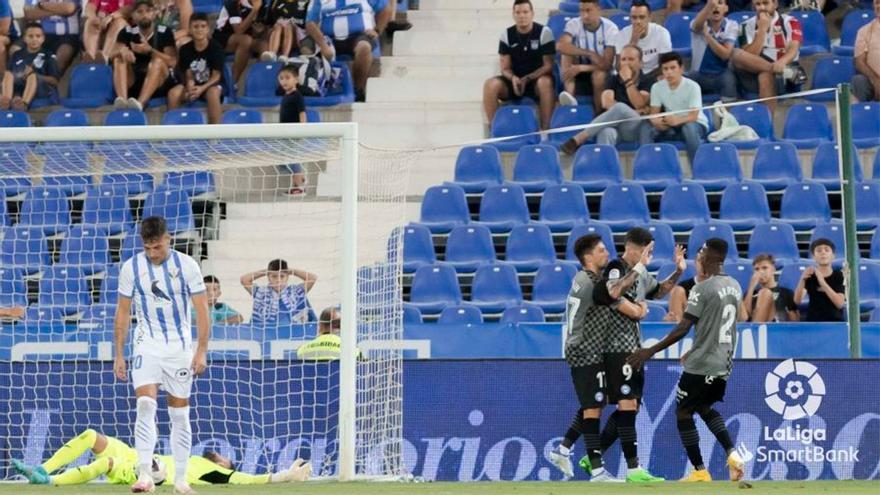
[613,0,671,80]
[482,0,555,130]
[154,0,194,44]
[82,0,133,63]
[168,12,224,123]
[689,0,738,102]
[560,45,652,155]
[639,52,708,165]
[0,23,59,110]
[852,0,880,102]
[0,0,18,77]
[110,0,177,110]
[261,0,313,61]
[556,0,618,114]
[731,0,806,115]
[305,0,389,102]
[201,275,244,324]
[742,254,799,322]
[794,239,846,322]
[215,0,265,82]
[240,259,318,327]
[21,0,81,75]
[278,63,307,194]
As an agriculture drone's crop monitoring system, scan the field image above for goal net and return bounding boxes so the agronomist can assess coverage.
[0,123,410,481]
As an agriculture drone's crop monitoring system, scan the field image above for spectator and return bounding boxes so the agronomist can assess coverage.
[278,63,307,194]
[109,0,176,110]
[689,0,738,102]
[215,0,265,82]
[852,0,880,102]
[664,249,707,322]
[296,306,342,360]
[82,0,133,63]
[482,0,555,130]
[639,51,708,165]
[21,0,81,76]
[0,23,59,110]
[560,44,652,155]
[742,254,799,322]
[794,239,845,322]
[306,0,389,102]
[168,12,224,123]
[261,0,313,61]
[240,258,318,327]
[731,0,806,115]
[154,0,193,44]
[201,275,244,324]
[556,0,617,114]
[613,0,671,80]
[0,0,18,77]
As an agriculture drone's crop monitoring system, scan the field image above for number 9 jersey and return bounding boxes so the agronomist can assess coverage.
[683,274,743,378]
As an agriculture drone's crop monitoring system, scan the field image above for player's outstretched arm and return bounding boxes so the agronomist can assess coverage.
[627,314,695,369]
[113,296,133,381]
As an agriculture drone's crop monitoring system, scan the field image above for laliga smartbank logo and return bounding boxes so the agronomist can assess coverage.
[764,359,826,420]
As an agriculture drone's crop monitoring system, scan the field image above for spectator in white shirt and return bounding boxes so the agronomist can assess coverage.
[556,0,617,114]
[613,0,671,81]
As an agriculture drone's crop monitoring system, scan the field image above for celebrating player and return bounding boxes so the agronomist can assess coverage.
[113,216,211,494]
[627,238,746,482]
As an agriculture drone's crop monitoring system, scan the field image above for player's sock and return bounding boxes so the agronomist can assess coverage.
[617,410,640,470]
[700,409,734,453]
[51,457,112,486]
[582,417,603,470]
[562,409,583,449]
[169,406,193,486]
[42,428,98,473]
[677,417,705,471]
[600,410,619,452]
[135,396,159,476]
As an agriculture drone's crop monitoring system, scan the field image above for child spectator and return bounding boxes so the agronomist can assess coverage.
[168,12,225,123]
[0,0,18,76]
[240,259,318,327]
[0,23,59,110]
[82,0,133,63]
[154,0,194,44]
[688,0,738,102]
[215,0,266,82]
[261,0,313,62]
[795,239,846,322]
[278,63,307,194]
[556,0,617,115]
[201,275,243,324]
[613,0,671,80]
[21,0,81,75]
[743,254,799,322]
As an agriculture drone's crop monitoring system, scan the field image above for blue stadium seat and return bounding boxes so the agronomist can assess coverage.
[82,185,133,235]
[748,223,800,265]
[445,145,503,193]
[631,143,682,192]
[547,13,578,39]
[19,186,71,235]
[779,260,811,290]
[810,221,847,264]
[120,232,143,263]
[598,183,650,231]
[78,304,116,331]
[100,265,120,304]
[500,304,545,324]
[806,56,853,102]
[403,303,423,324]
[504,224,556,272]
[437,304,484,325]
[727,103,772,149]
[873,230,880,260]
[779,182,831,230]
[688,222,739,261]
[835,9,872,56]
[539,184,589,232]
[856,181,880,230]
[718,181,771,230]
[104,109,147,126]
[490,106,540,152]
[444,225,496,273]
[61,64,113,108]
[142,187,195,234]
[0,145,32,196]
[659,183,710,231]
[155,142,215,196]
[811,143,863,191]
[531,262,578,313]
[161,109,206,125]
[0,267,27,309]
[39,266,90,315]
[38,148,93,195]
[664,12,695,57]
[723,259,753,292]
[646,222,676,271]
[192,0,222,14]
[570,144,622,192]
[238,62,282,107]
[476,184,530,233]
[566,223,618,261]
[58,225,110,276]
[408,264,462,314]
[0,226,49,271]
[470,264,523,313]
[222,109,264,124]
[657,261,696,284]
[0,110,31,127]
[418,184,469,234]
[25,307,66,328]
[306,109,321,122]
[752,143,803,191]
[617,0,665,9]
[792,10,830,55]
[782,104,833,149]
[859,263,880,310]
[690,143,742,191]
[644,303,667,322]
[400,224,435,274]
[548,105,594,147]
[609,13,631,28]
[510,144,563,192]
[45,109,89,127]
[98,146,155,195]
[303,63,355,107]
[851,103,880,148]
[729,11,756,24]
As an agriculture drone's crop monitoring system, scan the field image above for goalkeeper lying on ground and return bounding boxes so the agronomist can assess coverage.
[11,428,311,486]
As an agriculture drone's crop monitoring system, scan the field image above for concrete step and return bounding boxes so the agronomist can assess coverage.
[380,62,498,80]
[380,54,499,69]
[366,77,485,103]
[352,102,484,125]
[393,31,500,56]
[358,122,486,148]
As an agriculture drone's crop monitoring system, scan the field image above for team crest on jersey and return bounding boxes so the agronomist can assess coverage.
[594,392,604,402]
[151,280,173,306]
[530,39,539,50]
[620,384,631,395]
[175,368,191,382]
[608,269,620,280]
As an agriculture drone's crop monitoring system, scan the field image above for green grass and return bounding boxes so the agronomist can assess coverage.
[0,481,877,495]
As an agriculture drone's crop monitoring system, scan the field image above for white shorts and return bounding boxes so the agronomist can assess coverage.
[130,352,194,399]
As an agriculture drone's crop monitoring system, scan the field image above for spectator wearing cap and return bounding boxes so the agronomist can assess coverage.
[21,0,81,75]
[612,0,671,81]
[240,259,318,327]
[82,0,133,63]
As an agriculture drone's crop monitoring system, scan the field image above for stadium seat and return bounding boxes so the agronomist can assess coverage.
[500,304,546,324]
[778,182,831,230]
[400,224,436,274]
[0,267,27,309]
[38,148,93,196]
[158,146,216,197]
[723,259,753,292]
[659,183,710,231]
[690,143,742,191]
[222,109,264,124]
[530,262,578,313]
[539,184,589,232]
[504,224,557,272]
[778,260,811,290]
[306,109,321,122]
[509,144,563,192]
[100,265,120,304]
[792,10,830,55]
[570,144,623,193]
[99,146,155,195]
[19,186,71,235]
[855,181,880,230]
[38,266,90,315]
[851,103,880,148]
[859,264,880,310]
[192,0,222,14]
[688,222,739,261]
[609,13,631,28]
[835,9,872,55]
[444,225,496,273]
[437,304,484,325]
[748,223,800,265]
[0,110,31,127]
[644,303,667,322]
[752,143,803,191]
[61,64,113,108]
[25,307,66,328]
[104,109,147,126]
[490,106,540,152]
[631,143,682,192]
[727,103,772,149]
[873,230,880,260]
[810,221,847,264]
[161,109,206,126]
[781,104,833,149]
[617,0,665,9]
[408,264,462,314]
[806,56,853,102]
[142,187,195,235]
[664,12,695,56]
[646,222,676,271]
[418,185,469,234]
[238,62,282,107]
[303,62,355,107]
[445,145,503,193]
[718,181,771,230]
[548,105,594,148]
[811,143,863,191]
[78,304,116,331]
[598,183,650,231]
[470,264,523,313]
[58,225,111,276]
[120,233,143,263]
[729,11,756,24]
[81,185,133,235]
[475,184,530,233]
[0,145,32,196]
[547,13,578,39]
[0,226,49,272]
[566,223,617,261]
[45,109,89,127]
[402,303,422,324]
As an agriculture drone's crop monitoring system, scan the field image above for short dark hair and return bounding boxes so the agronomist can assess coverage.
[752,254,775,267]
[631,0,651,11]
[23,22,43,33]
[624,227,653,247]
[190,12,209,23]
[279,63,299,77]
[319,307,341,330]
[203,451,222,464]
[810,238,836,254]
[659,51,683,67]
[513,0,533,10]
[574,234,603,262]
[621,44,643,59]
[703,238,729,262]
[140,216,167,243]
[267,258,289,272]
[580,0,600,4]
[203,275,220,284]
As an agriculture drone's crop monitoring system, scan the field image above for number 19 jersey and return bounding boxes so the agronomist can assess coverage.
[683,274,742,377]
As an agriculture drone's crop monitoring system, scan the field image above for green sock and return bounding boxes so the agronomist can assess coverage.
[43,429,98,474]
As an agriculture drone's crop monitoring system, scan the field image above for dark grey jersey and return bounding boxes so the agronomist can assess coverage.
[683,274,743,377]
[564,270,611,367]
[597,258,661,353]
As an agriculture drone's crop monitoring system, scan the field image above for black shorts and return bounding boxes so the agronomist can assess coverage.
[571,363,607,409]
[573,72,594,96]
[332,33,377,57]
[675,372,728,412]
[734,67,787,95]
[496,76,540,101]
[130,68,176,99]
[603,352,644,402]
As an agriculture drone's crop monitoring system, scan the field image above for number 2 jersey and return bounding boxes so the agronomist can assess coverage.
[683,274,743,377]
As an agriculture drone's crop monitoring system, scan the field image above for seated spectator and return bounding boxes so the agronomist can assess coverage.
[731,0,806,115]
[795,239,845,322]
[742,254,799,322]
[482,0,555,130]
[613,0,671,81]
[639,51,708,165]
[0,23,59,110]
[689,0,738,102]
[852,0,880,102]
[154,0,193,44]
[198,275,243,324]
[296,306,342,360]
[0,0,18,77]
[241,258,317,327]
[560,44,651,155]
[278,63,308,194]
[556,0,618,114]
[306,0,388,102]
[82,0,133,63]
[215,0,266,83]
[664,248,707,322]
[168,12,224,123]
[21,0,81,75]
[110,0,176,110]
[261,0,314,61]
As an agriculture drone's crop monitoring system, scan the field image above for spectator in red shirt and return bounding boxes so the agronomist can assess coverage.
[82,0,133,63]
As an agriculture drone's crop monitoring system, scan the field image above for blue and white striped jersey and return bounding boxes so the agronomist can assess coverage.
[306,0,387,40]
